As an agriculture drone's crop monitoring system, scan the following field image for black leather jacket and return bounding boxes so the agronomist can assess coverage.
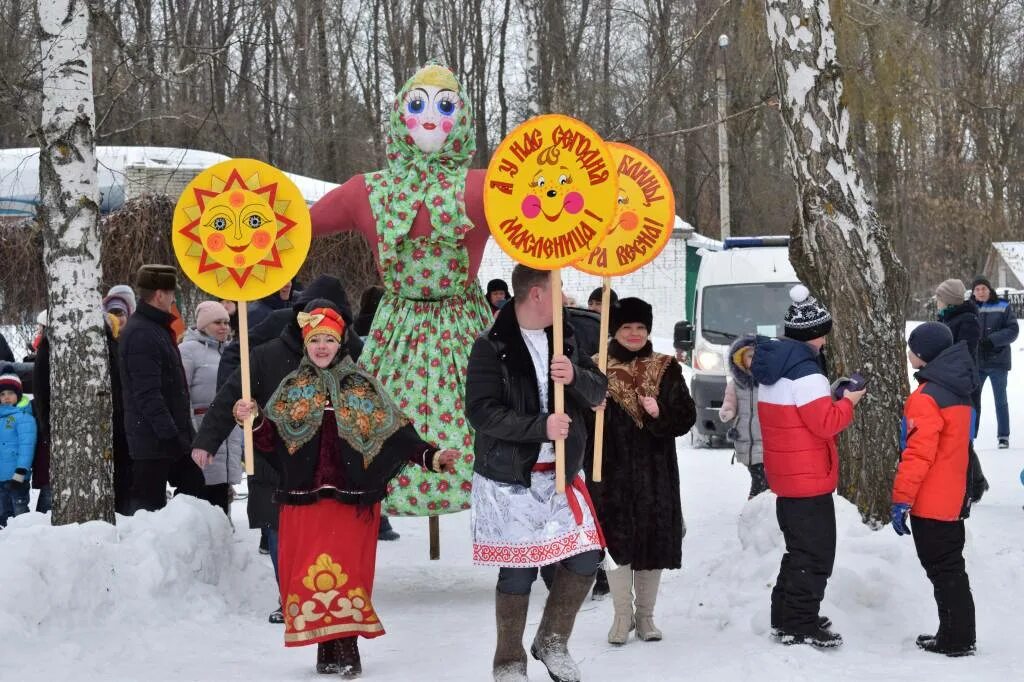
[467,299,607,488]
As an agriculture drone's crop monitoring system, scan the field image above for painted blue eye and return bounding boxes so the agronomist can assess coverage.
[407,98,426,115]
[246,214,265,229]
[437,99,456,116]
[207,215,229,231]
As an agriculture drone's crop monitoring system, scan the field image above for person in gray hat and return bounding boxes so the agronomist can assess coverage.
[118,265,207,512]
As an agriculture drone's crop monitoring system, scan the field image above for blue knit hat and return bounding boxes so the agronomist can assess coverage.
[908,322,953,363]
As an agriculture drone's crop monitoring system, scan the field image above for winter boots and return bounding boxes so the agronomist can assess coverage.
[606,567,663,644]
[633,570,663,641]
[493,591,530,682]
[591,567,610,600]
[605,565,635,645]
[316,640,341,674]
[531,565,594,682]
[916,634,976,657]
[316,637,361,677]
[337,637,362,678]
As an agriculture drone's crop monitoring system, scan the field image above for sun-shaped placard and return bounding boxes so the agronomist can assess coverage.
[172,158,311,301]
[573,143,674,276]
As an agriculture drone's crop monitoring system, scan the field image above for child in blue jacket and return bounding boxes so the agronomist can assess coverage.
[1,372,36,527]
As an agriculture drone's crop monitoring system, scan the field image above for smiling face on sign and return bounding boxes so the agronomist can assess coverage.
[198,188,278,270]
[402,85,463,154]
[483,115,618,270]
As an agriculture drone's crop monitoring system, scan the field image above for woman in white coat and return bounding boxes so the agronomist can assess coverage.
[179,301,243,514]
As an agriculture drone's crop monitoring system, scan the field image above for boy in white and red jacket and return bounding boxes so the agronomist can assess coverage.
[750,285,865,649]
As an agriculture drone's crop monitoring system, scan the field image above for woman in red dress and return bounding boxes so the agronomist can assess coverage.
[233,305,458,677]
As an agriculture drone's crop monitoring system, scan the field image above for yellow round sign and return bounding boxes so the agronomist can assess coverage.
[172,159,311,301]
[574,143,674,276]
[484,115,617,269]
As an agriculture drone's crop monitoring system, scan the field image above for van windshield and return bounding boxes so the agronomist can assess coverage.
[701,282,799,344]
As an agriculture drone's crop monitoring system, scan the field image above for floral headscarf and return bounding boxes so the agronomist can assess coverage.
[364,63,476,253]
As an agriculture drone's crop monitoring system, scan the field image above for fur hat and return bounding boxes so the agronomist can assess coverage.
[136,265,178,291]
[935,279,967,308]
[611,297,653,333]
[195,301,231,332]
[103,284,137,315]
[784,284,833,342]
[908,322,953,363]
[0,373,23,401]
[486,279,509,295]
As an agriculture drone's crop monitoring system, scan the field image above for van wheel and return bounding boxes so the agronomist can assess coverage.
[691,432,713,449]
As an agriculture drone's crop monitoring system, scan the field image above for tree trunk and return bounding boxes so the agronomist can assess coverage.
[36,0,114,525]
[764,0,909,525]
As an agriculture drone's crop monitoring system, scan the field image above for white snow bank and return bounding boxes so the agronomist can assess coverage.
[0,496,266,639]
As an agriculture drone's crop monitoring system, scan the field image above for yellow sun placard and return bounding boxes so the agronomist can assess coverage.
[172,159,311,301]
[484,115,617,269]
[574,143,674,276]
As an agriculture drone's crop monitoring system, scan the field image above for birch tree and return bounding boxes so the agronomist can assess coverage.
[763,0,909,524]
[36,0,114,524]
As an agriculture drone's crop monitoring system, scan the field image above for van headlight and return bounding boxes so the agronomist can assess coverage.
[696,349,722,372]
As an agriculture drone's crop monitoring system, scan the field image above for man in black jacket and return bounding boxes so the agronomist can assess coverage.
[119,265,206,513]
[467,264,607,682]
[970,276,1019,448]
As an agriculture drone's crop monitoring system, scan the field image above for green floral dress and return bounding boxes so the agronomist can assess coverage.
[359,64,491,516]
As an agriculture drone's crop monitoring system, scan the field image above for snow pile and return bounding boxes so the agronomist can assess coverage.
[0,496,267,639]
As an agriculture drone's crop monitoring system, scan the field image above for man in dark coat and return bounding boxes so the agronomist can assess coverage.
[119,265,206,512]
[970,276,1019,448]
[468,264,607,682]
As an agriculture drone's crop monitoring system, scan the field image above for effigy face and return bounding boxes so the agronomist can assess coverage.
[401,84,464,154]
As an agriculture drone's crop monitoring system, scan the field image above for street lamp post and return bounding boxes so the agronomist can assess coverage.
[716,33,731,241]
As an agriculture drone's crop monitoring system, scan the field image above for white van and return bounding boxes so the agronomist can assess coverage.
[675,237,798,446]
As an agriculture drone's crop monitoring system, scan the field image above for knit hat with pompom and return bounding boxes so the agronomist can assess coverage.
[783,284,833,341]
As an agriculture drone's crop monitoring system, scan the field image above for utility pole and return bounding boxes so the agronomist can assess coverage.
[716,34,731,240]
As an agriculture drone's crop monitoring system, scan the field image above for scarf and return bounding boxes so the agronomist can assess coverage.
[364,64,476,255]
[266,356,408,468]
[601,340,673,428]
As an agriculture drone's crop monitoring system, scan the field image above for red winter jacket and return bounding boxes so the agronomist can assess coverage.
[893,342,977,521]
[751,339,854,498]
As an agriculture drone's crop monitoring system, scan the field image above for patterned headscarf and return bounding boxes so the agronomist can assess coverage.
[364,64,476,253]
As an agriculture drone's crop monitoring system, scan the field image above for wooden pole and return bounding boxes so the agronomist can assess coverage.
[238,302,255,476]
[551,269,566,494]
[429,515,440,560]
[592,276,611,481]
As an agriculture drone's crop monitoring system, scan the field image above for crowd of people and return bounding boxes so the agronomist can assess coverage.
[0,262,1019,680]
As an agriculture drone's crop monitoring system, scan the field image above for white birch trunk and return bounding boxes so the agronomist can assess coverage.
[523,0,541,117]
[764,0,909,524]
[37,0,114,524]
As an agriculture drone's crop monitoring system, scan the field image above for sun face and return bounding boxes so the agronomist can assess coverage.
[172,159,311,301]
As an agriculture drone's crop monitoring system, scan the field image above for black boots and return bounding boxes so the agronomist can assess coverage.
[493,591,530,681]
[530,565,594,682]
[316,638,361,677]
[916,633,976,657]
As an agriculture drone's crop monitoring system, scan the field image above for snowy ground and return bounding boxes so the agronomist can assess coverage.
[2,340,1023,681]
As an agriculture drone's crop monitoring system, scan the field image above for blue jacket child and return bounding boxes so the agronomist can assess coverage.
[1,372,36,525]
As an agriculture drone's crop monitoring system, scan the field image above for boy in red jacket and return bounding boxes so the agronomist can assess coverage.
[750,285,865,648]
[892,322,977,657]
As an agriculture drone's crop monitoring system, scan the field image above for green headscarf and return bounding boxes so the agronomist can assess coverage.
[364,64,476,254]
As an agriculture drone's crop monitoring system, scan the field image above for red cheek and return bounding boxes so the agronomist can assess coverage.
[619,211,639,231]
[441,120,453,133]
[252,230,272,248]
[206,234,225,252]
[406,116,419,130]
[521,194,542,219]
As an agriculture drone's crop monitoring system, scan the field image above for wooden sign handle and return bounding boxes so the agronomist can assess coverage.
[551,270,566,494]
[238,302,255,476]
[592,276,611,482]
